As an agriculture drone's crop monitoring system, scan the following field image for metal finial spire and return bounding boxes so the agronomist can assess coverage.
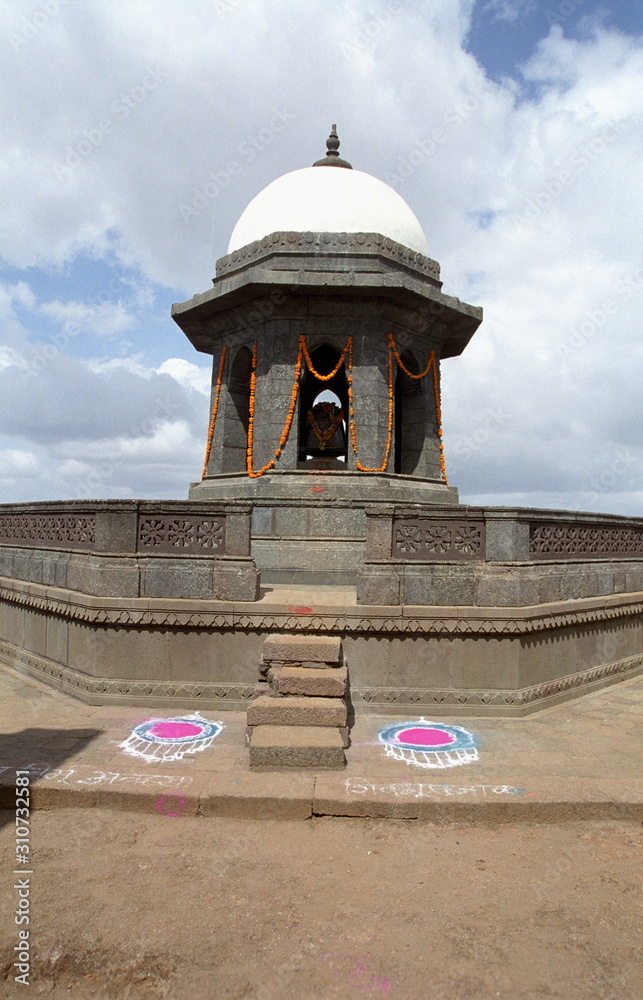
[313,124,353,169]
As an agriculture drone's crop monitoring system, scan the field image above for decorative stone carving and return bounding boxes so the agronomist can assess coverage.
[0,514,96,550]
[393,519,485,560]
[1,638,639,715]
[137,516,225,554]
[530,523,643,559]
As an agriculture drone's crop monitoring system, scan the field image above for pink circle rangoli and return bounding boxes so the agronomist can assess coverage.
[378,720,478,769]
[147,721,204,740]
[395,727,456,747]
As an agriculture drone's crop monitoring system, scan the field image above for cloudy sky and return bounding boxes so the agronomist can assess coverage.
[1,0,641,514]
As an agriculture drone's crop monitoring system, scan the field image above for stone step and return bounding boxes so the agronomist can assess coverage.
[247,694,348,728]
[262,634,342,666]
[268,664,348,698]
[246,724,350,748]
[249,725,346,769]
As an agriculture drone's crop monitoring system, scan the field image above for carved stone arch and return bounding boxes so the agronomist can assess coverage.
[298,342,349,464]
[220,345,253,473]
[394,348,426,475]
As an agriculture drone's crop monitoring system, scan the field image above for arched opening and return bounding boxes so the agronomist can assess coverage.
[221,346,252,473]
[298,343,348,465]
[394,350,425,475]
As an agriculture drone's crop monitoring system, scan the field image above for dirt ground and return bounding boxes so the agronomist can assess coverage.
[0,809,641,1000]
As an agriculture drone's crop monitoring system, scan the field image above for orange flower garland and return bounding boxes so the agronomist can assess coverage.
[429,358,449,486]
[387,333,434,379]
[387,332,448,486]
[246,339,303,478]
[346,338,395,473]
[301,336,351,381]
[242,332,448,484]
[200,345,227,480]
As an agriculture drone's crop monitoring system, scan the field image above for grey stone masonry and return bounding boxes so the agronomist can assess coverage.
[247,695,348,727]
[357,505,643,606]
[0,499,259,601]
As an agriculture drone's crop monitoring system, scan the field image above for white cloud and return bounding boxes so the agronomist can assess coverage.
[482,0,536,25]
[156,358,211,394]
[0,449,38,476]
[40,298,135,337]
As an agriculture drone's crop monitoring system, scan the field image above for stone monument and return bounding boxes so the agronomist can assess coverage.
[0,127,641,725]
[171,126,482,584]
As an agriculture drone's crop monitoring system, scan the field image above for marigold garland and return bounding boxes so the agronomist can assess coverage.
[387,332,449,486]
[200,345,227,480]
[242,332,449,484]
[346,338,395,473]
[301,337,351,381]
[246,339,303,478]
[387,333,434,379]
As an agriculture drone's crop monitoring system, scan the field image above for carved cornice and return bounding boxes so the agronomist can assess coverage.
[1,577,642,636]
[2,639,639,713]
[0,641,256,705]
[215,231,441,282]
[353,654,642,708]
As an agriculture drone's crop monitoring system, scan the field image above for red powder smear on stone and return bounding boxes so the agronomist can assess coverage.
[396,727,456,747]
[148,721,204,740]
[288,606,313,614]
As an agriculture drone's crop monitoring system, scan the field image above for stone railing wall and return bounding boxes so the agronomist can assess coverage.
[358,506,643,606]
[0,500,259,601]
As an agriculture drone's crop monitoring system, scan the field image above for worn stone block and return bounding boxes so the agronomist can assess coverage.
[212,558,259,601]
[268,664,348,697]
[357,565,401,606]
[247,694,348,727]
[249,725,346,768]
[262,634,342,664]
[141,557,213,600]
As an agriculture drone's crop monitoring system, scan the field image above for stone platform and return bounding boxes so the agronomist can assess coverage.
[0,501,641,718]
[0,663,640,821]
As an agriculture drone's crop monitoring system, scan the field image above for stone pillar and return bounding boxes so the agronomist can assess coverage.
[349,332,391,472]
[251,323,301,474]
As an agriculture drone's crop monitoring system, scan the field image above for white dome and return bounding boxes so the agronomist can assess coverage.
[227,167,430,256]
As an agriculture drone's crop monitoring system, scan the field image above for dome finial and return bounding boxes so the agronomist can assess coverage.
[313,124,353,169]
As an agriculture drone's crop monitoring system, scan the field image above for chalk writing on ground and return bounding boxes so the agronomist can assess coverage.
[345,778,526,798]
[8,763,194,788]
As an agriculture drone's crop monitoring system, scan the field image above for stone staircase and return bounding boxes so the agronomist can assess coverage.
[246,634,350,768]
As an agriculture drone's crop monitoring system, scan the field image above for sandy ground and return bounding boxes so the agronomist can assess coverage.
[0,809,641,1000]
